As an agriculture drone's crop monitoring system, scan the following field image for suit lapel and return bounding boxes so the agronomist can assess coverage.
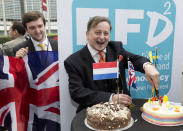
[28,39,36,52]
[81,46,95,66]
[106,45,117,62]
[48,38,58,51]
[106,43,123,93]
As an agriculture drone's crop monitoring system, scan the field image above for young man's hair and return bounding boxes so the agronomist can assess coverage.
[87,16,112,31]
[22,11,46,29]
[11,21,26,35]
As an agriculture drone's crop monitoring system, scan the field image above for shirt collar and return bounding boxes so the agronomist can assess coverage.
[31,36,48,46]
[87,43,106,57]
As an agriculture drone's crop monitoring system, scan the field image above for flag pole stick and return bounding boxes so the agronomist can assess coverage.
[152,48,158,98]
[117,58,120,104]
[116,55,123,104]
[116,78,119,104]
[155,48,157,68]
[127,57,135,108]
[127,57,131,96]
[154,48,161,105]
[128,85,131,96]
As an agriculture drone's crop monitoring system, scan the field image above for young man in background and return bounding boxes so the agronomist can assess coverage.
[13,11,58,57]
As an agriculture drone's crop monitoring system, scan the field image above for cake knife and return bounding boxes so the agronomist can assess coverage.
[155,88,161,106]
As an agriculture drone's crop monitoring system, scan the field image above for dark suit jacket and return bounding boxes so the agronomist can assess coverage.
[12,38,58,56]
[64,41,150,113]
[0,48,3,55]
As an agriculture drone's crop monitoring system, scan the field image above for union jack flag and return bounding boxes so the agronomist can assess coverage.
[0,51,60,131]
[128,61,136,88]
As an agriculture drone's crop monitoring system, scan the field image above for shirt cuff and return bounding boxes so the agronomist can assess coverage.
[143,62,153,69]
[109,93,114,102]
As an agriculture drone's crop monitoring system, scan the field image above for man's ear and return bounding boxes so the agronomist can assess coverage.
[14,29,18,36]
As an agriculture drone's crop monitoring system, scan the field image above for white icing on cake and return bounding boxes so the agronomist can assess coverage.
[88,102,129,120]
[142,101,183,126]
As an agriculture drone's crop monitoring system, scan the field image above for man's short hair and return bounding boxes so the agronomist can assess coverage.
[87,16,112,31]
[11,21,26,35]
[22,11,46,29]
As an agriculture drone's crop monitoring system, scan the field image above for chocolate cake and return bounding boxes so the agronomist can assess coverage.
[86,102,131,130]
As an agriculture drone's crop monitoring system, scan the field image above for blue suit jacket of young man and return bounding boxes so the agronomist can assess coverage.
[64,41,150,113]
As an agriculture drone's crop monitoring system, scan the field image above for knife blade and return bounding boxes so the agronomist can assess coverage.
[155,88,161,106]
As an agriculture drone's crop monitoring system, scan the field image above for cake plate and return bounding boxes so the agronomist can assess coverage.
[84,117,134,131]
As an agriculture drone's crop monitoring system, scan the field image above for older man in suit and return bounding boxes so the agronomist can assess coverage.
[64,16,159,113]
[2,21,26,56]
[13,11,58,57]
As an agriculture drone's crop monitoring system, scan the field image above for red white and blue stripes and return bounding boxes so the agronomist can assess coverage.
[93,62,118,80]
[128,61,136,88]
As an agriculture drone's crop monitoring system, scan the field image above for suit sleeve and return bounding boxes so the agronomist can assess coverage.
[64,58,112,108]
[0,48,3,55]
[12,42,27,56]
[118,42,150,73]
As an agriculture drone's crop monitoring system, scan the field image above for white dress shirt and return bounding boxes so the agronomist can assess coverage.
[31,36,52,51]
[87,43,106,63]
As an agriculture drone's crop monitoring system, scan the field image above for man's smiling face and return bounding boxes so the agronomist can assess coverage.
[86,21,110,51]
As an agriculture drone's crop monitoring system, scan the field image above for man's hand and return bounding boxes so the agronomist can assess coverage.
[15,47,29,58]
[144,63,159,90]
[112,94,132,106]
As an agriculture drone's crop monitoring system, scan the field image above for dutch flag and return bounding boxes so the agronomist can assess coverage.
[93,62,118,80]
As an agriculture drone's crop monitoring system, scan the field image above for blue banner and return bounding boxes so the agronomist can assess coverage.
[72,0,176,98]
